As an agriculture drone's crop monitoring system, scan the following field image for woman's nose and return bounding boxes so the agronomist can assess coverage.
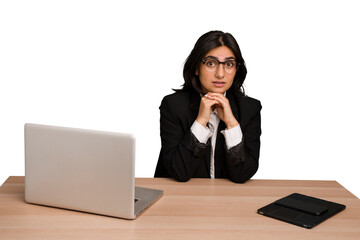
[215,63,225,78]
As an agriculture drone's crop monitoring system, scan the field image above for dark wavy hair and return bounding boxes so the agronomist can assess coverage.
[178,30,247,96]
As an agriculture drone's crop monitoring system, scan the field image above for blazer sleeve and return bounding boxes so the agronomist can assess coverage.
[225,98,262,183]
[156,96,209,182]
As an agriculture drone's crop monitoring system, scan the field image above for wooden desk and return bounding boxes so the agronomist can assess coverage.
[1,176,359,239]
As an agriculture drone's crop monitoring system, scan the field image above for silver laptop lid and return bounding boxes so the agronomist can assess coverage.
[25,123,136,219]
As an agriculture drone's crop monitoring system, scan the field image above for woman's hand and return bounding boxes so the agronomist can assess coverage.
[206,93,239,129]
[196,94,219,127]
[196,93,239,129]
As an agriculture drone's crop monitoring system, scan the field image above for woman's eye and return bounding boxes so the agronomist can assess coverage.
[225,61,235,67]
[206,60,217,67]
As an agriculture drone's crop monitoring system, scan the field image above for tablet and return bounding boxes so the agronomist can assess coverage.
[257,193,346,229]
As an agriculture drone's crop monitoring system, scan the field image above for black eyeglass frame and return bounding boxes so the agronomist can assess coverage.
[201,57,240,72]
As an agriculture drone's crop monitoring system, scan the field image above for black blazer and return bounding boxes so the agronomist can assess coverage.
[154,90,262,183]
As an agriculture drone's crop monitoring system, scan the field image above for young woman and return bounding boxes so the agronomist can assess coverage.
[154,30,262,183]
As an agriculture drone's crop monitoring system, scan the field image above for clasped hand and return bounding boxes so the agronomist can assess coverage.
[196,93,239,129]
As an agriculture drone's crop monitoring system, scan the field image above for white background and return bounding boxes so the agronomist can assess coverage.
[1,0,359,198]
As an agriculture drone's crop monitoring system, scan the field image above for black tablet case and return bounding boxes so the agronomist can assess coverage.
[257,193,346,229]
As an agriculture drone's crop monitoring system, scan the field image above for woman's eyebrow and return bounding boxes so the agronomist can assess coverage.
[203,55,218,59]
[204,55,236,60]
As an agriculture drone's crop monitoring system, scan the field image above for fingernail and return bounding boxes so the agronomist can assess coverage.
[205,94,213,99]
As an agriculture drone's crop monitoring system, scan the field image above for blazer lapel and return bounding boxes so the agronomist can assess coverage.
[227,92,240,123]
[190,91,200,110]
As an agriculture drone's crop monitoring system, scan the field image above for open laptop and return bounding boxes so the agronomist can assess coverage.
[24,123,163,219]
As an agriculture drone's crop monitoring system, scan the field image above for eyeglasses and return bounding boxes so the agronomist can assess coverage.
[201,57,239,74]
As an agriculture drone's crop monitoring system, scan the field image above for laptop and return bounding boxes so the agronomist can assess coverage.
[257,193,346,229]
[24,123,163,219]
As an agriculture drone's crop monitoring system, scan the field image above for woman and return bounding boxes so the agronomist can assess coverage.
[154,30,262,183]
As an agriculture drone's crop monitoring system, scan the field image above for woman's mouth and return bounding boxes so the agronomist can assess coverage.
[212,81,225,88]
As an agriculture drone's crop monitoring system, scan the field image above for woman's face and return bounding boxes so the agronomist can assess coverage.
[196,46,237,94]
